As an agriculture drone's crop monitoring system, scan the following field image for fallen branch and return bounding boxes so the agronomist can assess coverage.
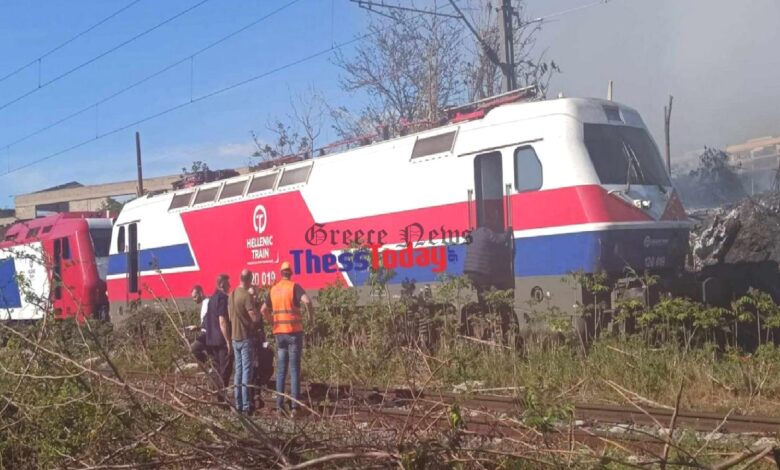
[282,451,399,470]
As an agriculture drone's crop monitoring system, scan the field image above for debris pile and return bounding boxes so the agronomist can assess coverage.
[690,193,780,269]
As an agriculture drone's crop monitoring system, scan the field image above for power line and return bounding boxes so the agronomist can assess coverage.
[0,0,303,151]
[0,0,144,85]
[0,2,454,178]
[529,0,614,23]
[0,38,359,177]
[0,0,212,114]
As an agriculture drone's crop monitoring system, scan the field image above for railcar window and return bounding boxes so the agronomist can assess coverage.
[26,228,39,238]
[220,179,247,199]
[41,226,52,234]
[514,146,543,192]
[603,105,623,122]
[89,228,111,257]
[53,239,62,300]
[278,165,311,187]
[474,151,505,232]
[411,131,457,159]
[248,172,278,194]
[584,124,671,187]
[169,192,194,210]
[128,223,139,293]
[62,238,71,260]
[193,187,219,205]
[117,226,126,253]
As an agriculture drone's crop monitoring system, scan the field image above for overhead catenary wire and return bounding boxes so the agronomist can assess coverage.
[0,0,447,178]
[0,0,213,114]
[0,0,144,85]
[528,0,613,23]
[0,0,303,151]
[0,36,372,177]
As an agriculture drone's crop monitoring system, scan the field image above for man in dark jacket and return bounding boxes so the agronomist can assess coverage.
[203,274,233,400]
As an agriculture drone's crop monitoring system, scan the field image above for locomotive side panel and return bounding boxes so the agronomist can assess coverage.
[0,242,49,321]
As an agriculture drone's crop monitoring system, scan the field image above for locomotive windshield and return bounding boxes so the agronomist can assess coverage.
[584,123,671,187]
[89,227,111,279]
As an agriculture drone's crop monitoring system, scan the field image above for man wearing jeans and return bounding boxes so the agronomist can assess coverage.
[262,261,313,416]
[228,269,262,415]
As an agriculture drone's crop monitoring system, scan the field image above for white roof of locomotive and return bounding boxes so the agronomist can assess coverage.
[115,97,648,227]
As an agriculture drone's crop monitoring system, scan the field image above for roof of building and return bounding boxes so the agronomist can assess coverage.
[32,181,84,193]
[726,136,780,153]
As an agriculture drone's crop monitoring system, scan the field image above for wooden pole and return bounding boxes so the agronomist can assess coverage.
[664,95,673,176]
[135,131,144,197]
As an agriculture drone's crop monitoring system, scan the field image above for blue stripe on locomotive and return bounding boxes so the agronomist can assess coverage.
[0,258,22,309]
[107,243,195,275]
[343,227,688,285]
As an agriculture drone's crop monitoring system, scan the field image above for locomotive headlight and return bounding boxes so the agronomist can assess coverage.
[633,199,652,209]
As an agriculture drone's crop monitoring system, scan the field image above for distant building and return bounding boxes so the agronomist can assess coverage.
[726,136,780,172]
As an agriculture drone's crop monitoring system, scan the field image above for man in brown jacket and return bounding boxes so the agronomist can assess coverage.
[228,269,263,415]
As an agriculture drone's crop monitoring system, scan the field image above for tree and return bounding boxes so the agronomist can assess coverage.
[251,86,325,163]
[181,160,211,177]
[98,197,125,213]
[462,1,559,101]
[251,1,558,157]
[334,6,463,133]
[332,0,559,138]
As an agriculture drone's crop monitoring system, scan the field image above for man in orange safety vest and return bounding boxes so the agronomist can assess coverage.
[261,261,314,416]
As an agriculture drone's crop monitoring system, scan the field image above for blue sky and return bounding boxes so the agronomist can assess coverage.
[1,0,778,207]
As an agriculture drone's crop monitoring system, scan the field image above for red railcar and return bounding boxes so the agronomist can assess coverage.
[0,212,112,321]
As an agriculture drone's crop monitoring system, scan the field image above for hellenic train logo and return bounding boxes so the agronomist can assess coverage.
[253,205,267,234]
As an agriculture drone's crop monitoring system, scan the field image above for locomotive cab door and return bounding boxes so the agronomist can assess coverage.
[466,151,514,291]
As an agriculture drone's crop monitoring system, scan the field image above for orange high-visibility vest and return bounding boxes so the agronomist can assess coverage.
[270,279,303,334]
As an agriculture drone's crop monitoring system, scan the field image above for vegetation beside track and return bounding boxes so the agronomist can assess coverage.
[3,275,780,468]
[303,276,780,419]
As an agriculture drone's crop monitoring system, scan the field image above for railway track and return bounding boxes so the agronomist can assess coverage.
[115,369,780,435]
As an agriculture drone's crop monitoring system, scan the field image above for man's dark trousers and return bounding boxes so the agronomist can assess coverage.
[191,334,232,396]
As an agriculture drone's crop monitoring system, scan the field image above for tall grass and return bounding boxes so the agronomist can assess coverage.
[302,277,780,416]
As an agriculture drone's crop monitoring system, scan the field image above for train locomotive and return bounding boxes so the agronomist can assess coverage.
[105,94,691,328]
[0,212,112,321]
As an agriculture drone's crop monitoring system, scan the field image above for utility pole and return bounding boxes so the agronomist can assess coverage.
[498,0,516,92]
[135,131,144,197]
[664,95,673,176]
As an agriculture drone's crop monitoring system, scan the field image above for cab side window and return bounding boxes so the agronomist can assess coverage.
[514,146,543,192]
[117,226,126,253]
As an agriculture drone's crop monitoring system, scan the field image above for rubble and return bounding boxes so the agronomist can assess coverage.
[690,193,780,269]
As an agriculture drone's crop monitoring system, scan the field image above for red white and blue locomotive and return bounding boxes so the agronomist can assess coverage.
[0,212,112,321]
[106,94,690,325]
